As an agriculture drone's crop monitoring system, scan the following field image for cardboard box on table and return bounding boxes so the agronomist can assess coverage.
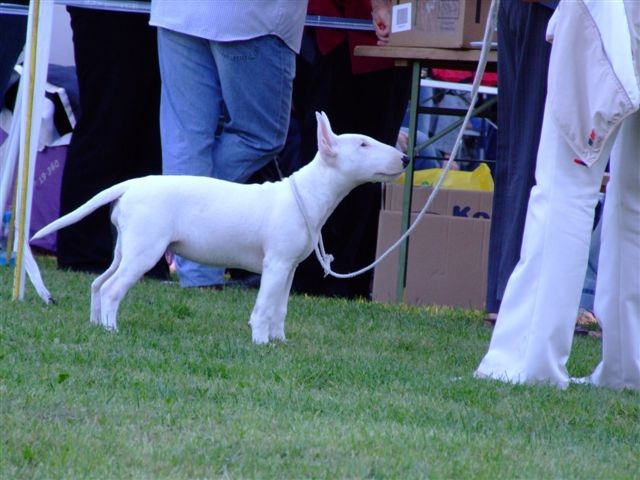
[389,0,490,48]
[372,182,492,309]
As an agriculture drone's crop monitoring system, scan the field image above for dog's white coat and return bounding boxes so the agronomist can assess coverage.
[32,113,407,343]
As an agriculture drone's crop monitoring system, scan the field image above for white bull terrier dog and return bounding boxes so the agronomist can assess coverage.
[32,112,408,343]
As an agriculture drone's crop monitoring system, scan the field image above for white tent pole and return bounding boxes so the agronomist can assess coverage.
[12,0,54,301]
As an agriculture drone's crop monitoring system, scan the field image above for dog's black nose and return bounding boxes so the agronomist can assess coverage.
[401,155,410,168]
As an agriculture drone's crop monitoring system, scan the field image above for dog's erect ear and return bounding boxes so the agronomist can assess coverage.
[316,111,337,160]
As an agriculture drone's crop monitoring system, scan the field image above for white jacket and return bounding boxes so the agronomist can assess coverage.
[545,0,640,166]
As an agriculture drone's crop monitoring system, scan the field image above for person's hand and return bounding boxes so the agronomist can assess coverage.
[371,0,392,46]
[397,130,409,153]
[440,153,461,170]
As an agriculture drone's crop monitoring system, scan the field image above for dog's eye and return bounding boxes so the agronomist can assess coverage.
[360,141,368,147]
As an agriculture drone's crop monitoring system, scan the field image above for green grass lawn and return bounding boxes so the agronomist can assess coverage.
[1,257,638,479]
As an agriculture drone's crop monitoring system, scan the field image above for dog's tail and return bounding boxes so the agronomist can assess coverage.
[31,180,135,241]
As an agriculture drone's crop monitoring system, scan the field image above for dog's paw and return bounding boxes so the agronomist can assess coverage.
[249,317,270,344]
[102,324,119,333]
[269,331,286,343]
[251,333,270,345]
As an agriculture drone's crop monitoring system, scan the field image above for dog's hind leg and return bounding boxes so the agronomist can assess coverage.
[90,234,123,325]
[98,240,168,331]
[249,260,296,344]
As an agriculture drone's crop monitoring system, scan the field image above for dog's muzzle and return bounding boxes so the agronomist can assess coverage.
[401,155,410,168]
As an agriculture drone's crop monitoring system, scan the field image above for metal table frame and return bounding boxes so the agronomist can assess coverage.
[354,45,497,302]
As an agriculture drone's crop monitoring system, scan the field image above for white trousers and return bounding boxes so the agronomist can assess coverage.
[476,108,640,389]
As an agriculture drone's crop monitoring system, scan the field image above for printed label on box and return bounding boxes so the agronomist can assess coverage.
[392,3,412,33]
[439,0,460,19]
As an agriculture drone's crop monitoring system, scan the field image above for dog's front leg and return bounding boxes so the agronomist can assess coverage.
[268,268,296,342]
[249,261,294,344]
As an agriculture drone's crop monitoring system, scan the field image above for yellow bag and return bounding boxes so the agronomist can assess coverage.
[397,163,494,191]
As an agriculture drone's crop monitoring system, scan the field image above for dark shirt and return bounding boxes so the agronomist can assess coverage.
[539,0,559,9]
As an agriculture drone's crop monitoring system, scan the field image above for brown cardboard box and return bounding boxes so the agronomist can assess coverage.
[383,182,492,218]
[372,183,492,309]
[389,0,490,49]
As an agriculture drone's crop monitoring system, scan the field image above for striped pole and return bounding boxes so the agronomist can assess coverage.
[12,0,54,300]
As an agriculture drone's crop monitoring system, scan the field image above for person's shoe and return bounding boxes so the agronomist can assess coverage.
[576,308,598,326]
[575,308,601,337]
[226,273,261,289]
[483,313,497,327]
[226,269,261,289]
[570,376,591,385]
[194,284,224,291]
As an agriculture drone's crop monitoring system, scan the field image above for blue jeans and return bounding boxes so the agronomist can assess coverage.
[157,28,295,287]
[580,195,604,312]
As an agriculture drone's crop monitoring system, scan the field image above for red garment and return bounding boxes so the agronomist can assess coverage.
[308,0,395,74]
[431,68,498,86]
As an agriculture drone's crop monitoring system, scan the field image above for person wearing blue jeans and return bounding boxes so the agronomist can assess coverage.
[149,1,307,288]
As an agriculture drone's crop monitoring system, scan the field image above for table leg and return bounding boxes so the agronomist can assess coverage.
[395,60,421,303]
[393,77,497,304]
